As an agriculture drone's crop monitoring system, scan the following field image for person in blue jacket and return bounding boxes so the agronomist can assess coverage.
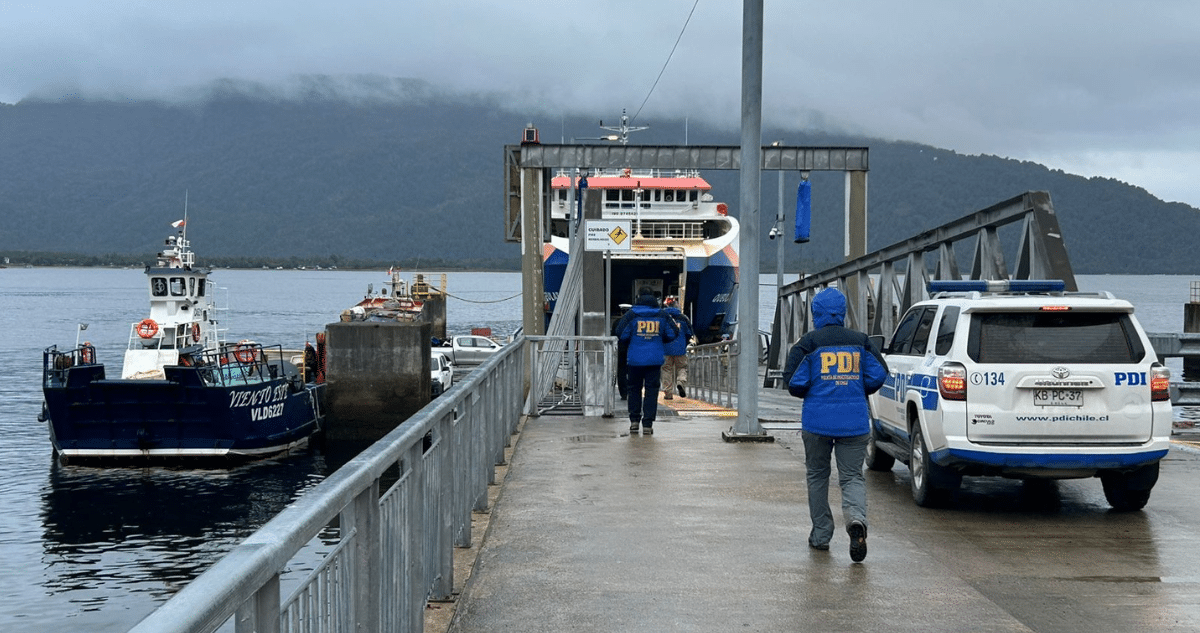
[784,287,888,562]
[619,288,679,435]
[659,296,694,400]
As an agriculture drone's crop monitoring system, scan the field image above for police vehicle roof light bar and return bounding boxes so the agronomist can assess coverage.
[927,279,1066,294]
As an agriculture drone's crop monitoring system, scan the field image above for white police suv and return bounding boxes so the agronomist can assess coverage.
[866,280,1172,510]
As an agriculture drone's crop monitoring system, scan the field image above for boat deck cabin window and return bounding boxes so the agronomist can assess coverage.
[152,278,168,296]
[170,277,186,296]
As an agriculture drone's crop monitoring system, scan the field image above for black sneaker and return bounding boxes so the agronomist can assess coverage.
[643,427,654,435]
[848,521,867,562]
[808,540,830,551]
[629,422,640,434]
[678,385,686,398]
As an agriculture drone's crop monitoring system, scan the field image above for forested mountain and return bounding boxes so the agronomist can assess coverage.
[1,79,1196,273]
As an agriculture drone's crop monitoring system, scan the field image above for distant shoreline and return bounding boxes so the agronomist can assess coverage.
[0,253,522,272]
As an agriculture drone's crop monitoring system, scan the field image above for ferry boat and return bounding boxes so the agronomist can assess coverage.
[540,117,739,343]
[39,223,326,462]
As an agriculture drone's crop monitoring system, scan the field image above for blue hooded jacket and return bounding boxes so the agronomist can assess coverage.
[663,306,694,356]
[783,287,888,437]
[619,295,679,367]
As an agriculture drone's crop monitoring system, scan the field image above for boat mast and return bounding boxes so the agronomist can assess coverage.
[182,190,188,244]
[599,110,647,145]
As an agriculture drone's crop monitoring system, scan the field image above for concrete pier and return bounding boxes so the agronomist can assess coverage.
[432,380,1200,633]
[323,321,430,442]
[1185,281,1200,378]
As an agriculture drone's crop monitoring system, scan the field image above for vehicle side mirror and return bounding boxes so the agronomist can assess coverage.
[868,335,887,354]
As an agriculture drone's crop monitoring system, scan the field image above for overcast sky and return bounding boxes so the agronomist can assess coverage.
[2,1,1197,208]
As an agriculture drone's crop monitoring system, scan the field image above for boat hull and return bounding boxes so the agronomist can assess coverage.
[42,362,324,461]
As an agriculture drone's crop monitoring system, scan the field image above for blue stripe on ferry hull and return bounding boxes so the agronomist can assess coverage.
[687,258,737,343]
[542,248,569,315]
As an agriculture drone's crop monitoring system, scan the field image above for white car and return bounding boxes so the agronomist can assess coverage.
[866,279,1172,510]
[431,351,453,397]
[450,335,503,366]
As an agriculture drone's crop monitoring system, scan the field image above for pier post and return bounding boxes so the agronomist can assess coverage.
[421,293,447,342]
[580,190,610,416]
[324,321,430,442]
[725,0,772,442]
[1186,282,1200,378]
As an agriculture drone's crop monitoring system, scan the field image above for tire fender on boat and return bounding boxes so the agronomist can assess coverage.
[191,322,201,342]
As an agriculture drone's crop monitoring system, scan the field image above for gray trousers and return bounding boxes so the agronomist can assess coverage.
[801,430,869,547]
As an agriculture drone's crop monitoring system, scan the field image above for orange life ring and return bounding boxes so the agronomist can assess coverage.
[80,343,94,364]
[136,318,159,339]
[191,322,201,342]
[234,342,257,364]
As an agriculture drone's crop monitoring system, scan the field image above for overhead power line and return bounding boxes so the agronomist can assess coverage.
[630,0,702,125]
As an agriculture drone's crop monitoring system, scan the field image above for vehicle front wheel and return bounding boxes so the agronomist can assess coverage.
[1101,462,1159,511]
[910,424,961,507]
[865,427,895,472]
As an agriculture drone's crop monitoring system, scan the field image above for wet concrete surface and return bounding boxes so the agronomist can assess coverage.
[444,391,1200,632]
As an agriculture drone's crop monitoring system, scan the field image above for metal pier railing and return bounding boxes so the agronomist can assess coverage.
[129,341,526,633]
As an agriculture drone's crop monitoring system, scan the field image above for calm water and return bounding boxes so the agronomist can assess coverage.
[0,267,522,632]
[0,268,1193,630]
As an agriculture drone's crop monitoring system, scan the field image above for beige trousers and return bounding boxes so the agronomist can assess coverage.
[661,355,688,395]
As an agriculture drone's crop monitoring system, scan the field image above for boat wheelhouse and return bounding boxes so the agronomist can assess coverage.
[40,223,325,462]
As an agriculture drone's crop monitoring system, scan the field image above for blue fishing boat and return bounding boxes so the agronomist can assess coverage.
[541,117,739,343]
[40,223,325,463]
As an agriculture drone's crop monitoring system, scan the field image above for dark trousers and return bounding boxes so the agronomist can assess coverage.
[626,364,662,427]
[616,342,629,397]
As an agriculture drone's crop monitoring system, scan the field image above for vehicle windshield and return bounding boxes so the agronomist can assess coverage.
[967,311,1145,364]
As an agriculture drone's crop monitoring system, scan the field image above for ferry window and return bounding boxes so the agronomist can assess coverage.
[197,280,206,297]
[170,277,186,296]
[690,190,698,202]
[606,190,620,202]
[152,278,168,296]
[664,190,674,202]
[621,189,634,202]
[188,278,196,296]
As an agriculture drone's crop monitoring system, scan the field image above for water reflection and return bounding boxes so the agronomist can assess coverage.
[39,452,329,608]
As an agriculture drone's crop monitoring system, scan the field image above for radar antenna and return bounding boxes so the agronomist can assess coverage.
[598,109,648,145]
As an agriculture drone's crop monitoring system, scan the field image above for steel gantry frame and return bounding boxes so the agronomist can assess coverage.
[505,141,868,438]
[503,143,870,327]
[764,190,1078,387]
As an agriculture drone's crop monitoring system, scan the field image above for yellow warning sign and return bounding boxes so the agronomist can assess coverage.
[585,220,632,251]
